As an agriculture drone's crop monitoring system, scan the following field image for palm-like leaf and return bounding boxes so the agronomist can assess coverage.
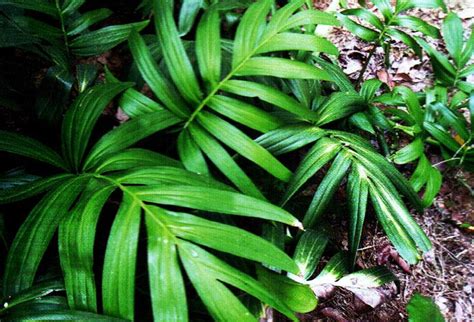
[0,83,307,321]
[118,0,339,199]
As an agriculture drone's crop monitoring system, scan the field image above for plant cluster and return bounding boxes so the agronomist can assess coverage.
[0,0,471,320]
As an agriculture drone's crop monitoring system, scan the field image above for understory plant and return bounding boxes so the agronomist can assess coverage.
[0,0,471,320]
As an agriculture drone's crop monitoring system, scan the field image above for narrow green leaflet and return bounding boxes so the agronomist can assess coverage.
[59,182,115,312]
[257,125,325,155]
[3,176,89,295]
[132,184,301,227]
[178,0,204,36]
[0,130,67,170]
[102,195,141,321]
[303,151,352,228]
[70,20,149,56]
[442,13,463,66]
[292,229,329,279]
[256,33,339,56]
[146,208,187,322]
[392,137,424,164]
[177,129,210,176]
[84,110,181,170]
[67,8,113,36]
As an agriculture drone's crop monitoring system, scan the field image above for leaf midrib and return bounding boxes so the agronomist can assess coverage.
[183,30,284,128]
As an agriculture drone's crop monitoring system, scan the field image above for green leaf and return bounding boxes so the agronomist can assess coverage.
[386,29,422,57]
[59,182,115,312]
[442,13,463,66]
[292,229,329,280]
[222,80,318,121]
[232,0,272,67]
[397,0,446,12]
[188,123,264,198]
[196,4,221,88]
[84,110,181,171]
[128,31,190,118]
[257,267,317,314]
[335,266,396,288]
[407,294,445,322]
[424,122,460,152]
[70,20,149,56]
[163,210,298,273]
[341,8,384,30]
[179,241,298,320]
[360,79,383,102]
[76,64,98,93]
[281,9,340,30]
[338,14,379,42]
[0,0,58,17]
[282,137,341,205]
[460,26,474,66]
[237,57,332,81]
[311,252,350,284]
[197,112,292,182]
[394,16,440,38]
[102,194,141,321]
[67,8,113,36]
[372,0,393,20]
[303,151,352,228]
[257,125,325,155]
[144,207,187,322]
[347,163,369,267]
[61,0,86,15]
[0,130,67,170]
[95,148,182,173]
[131,184,302,227]
[207,95,283,133]
[177,129,210,176]
[154,0,202,103]
[256,33,339,56]
[394,86,424,126]
[392,137,424,164]
[0,174,74,204]
[3,176,88,295]
[61,82,132,171]
[178,0,204,36]
[315,92,366,126]
[314,57,355,93]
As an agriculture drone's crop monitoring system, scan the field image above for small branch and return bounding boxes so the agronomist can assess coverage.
[355,43,377,90]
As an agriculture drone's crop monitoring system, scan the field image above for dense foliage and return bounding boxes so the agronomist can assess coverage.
[1,0,471,320]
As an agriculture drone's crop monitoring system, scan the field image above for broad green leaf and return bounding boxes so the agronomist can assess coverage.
[0,0,58,16]
[442,13,463,66]
[315,92,366,126]
[130,185,302,227]
[0,130,67,170]
[257,125,325,155]
[369,182,421,264]
[3,176,89,295]
[178,0,203,36]
[59,182,114,312]
[237,57,332,81]
[61,0,86,15]
[222,80,318,121]
[347,163,369,267]
[310,252,350,284]
[188,123,264,198]
[303,151,352,228]
[232,0,272,67]
[196,5,221,88]
[360,79,383,102]
[95,148,182,173]
[102,195,141,321]
[67,8,113,36]
[0,174,73,204]
[392,137,424,164]
[281,10,340,30]
[128,31,189,118]
[84,110,181,170]
[256,33,339,56]
[257,267,317,314]
[145,207,187,322]
[424,122,460,152]
[292,229,329,279]
[177,129,210,176]
[282,137,341,205]
[197,112,292,182]
[0,279,64,310]
[422,166,442,207]
[154,0,202,103]
[338,14,379,42]
[372,0,393,20]
[386,29,422,57]
[335,266,396,288]
[208,95,283,133]
[70,20,149,56]
[76,64,98,93]
[61,82,132,171]
[394,16,440,38]
[163,210,298,273]
[460,26,474,66]
[314,57,355,93]
[179,241,297,320]
[397,0,446,11]
[341,8,384,30]
[407,294,445,322]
